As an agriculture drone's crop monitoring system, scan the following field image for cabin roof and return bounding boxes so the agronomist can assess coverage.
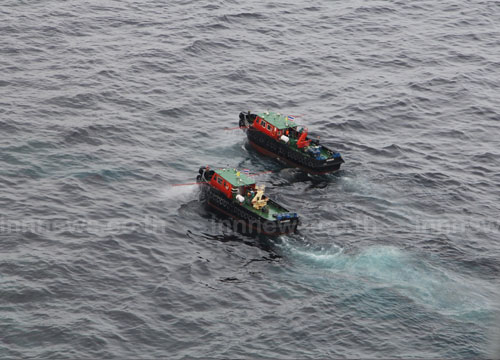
[257,111,297,130]
[214,168,255,187]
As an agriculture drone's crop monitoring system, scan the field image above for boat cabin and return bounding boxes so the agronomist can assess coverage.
[253,112,298,140]
[253,111,311,148]
[210,168,256,199]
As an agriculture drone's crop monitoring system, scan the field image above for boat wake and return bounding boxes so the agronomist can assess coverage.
[276,237,497,318]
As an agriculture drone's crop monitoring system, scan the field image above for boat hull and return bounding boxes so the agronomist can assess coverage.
[200,182,299,236]
[246,128,344,175]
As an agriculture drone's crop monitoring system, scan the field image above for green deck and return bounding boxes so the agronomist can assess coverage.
[214,168,255,187]
[238,197,287,221]
[319,147,332,158]
[288,137,332,160]
[257,111,297,130]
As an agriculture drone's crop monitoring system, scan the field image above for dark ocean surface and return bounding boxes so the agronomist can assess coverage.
[1,0,500,358]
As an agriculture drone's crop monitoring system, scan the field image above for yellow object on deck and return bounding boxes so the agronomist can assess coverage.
[251,185,269,210]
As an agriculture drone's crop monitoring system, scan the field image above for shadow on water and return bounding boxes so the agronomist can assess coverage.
[186,228,279,256]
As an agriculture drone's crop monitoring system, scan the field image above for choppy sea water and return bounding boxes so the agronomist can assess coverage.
[1,0,500,358]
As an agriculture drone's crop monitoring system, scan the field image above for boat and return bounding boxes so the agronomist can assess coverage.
[239,111,345,174]
[197,166,299,235]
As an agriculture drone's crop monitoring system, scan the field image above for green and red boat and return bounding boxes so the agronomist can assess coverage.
[197,166,299,235]
[239,111,344,174]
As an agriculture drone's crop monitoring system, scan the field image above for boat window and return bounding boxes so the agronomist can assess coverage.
[217,176,223,185]
[261,120,266,127]
[267,124,272,130]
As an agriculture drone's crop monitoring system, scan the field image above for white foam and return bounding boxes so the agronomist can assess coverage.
[278,239,497,317]
[161,184,198,202]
